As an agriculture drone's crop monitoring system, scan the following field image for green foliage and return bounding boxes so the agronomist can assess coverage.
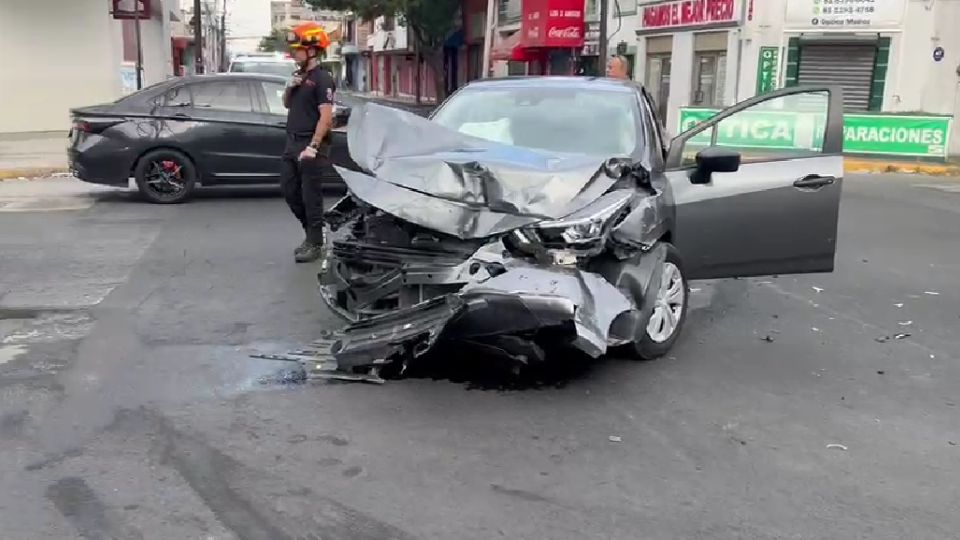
[258,28,287,52]
[304,0,460,51]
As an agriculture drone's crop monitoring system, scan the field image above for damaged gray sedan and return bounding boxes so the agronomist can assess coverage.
[304,78,844,380]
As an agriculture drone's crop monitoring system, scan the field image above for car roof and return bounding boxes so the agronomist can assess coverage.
[174,73,289,84]
[460,76,645,93]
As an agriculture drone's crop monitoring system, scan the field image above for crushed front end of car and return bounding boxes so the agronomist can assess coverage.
[264,103,671,382]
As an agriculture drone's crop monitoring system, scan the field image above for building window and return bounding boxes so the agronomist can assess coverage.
[586,0,599,20]
[691,51,726,107]
[507,61,526,76]
[646,54,671,122]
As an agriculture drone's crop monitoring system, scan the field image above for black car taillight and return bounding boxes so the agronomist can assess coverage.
[72,117,122,135]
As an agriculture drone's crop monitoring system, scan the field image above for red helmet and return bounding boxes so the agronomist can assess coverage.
[286,22,331,51]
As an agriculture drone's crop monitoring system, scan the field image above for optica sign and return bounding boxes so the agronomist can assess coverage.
[640,0,740,30]
[679,108,953,159]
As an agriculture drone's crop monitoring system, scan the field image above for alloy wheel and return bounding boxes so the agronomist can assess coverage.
[645,261,685,344]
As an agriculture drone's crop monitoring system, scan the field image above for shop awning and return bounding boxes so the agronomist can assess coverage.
[490,32,538,62]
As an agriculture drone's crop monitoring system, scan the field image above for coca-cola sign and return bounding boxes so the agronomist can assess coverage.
[520,0,585,48]
[548,26,581,39]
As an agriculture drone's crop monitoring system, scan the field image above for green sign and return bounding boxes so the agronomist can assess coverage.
[756,47,779,95]
[678,108,953,158]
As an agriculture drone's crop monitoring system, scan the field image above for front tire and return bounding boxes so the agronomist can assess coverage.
[631,243,689,360]
[134,149,197,204]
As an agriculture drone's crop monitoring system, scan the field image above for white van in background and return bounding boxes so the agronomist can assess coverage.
[227,53,296,78]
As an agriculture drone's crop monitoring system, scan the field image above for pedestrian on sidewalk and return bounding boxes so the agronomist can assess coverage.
[281,22,336,263]
[606,55,631,80]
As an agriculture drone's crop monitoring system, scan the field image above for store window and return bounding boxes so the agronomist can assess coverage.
[507,61,526,76]
[692,52,726,107]
[645,35,672,123]
[691,31,727,107]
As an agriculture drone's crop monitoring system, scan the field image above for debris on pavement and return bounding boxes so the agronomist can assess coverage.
[812,286,824,293]
[894,333,911,340]
[894,303,904,308]
[608,436,622,443]
[877,370,886,375]
[761,335,775,343]
[898,321,913,326]
[826,443,848,451]
[923,291,940,296]
[812,327,821,333]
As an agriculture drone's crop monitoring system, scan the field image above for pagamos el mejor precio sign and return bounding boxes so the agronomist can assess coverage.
[679,108,952,159]
[639,0,740,31]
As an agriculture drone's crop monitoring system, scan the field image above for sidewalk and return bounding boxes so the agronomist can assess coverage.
[0,132,69,179]
[338,91,436,117]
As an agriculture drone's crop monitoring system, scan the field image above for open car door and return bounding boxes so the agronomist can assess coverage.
[664,86,844,280]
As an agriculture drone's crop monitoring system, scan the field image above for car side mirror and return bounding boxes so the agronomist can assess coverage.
[691,147,741,184]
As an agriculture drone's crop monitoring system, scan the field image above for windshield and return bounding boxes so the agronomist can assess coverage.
[229,61,295,77]
[432,86,641,157]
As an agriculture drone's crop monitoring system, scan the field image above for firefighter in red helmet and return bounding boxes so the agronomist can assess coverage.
[281,22,336,263]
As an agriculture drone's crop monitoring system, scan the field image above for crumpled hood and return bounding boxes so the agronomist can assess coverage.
[335,103,618,240]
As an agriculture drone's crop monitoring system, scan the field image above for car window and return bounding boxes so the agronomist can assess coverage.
[431,87,640,157]
[260,82,287,115]
[678,90,829,167]
[163,85,192,107]
[190,81,254,112]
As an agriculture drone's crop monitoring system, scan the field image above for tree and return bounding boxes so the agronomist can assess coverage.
[258,28,287,52]
[305,0,461,101]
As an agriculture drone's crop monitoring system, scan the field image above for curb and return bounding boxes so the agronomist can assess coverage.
[0,167,70,181]
[844,159,960,177]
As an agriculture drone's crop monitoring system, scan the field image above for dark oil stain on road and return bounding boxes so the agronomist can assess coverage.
[46,477,143,540]
[107,407,415,540]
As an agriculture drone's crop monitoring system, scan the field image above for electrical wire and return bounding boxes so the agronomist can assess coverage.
[608,0,623,45]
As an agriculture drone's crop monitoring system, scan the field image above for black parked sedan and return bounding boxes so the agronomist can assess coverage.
[68,73,353,203]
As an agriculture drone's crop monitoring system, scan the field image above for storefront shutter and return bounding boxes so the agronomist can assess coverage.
[797,43,876,112]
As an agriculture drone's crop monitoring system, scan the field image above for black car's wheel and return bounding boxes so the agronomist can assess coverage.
[631,243,689,360]
[134,149,197,204]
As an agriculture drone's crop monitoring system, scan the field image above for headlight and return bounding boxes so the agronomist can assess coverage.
[534,190,634,247]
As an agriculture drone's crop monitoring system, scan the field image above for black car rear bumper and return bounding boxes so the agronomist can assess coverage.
[68,135,134,186]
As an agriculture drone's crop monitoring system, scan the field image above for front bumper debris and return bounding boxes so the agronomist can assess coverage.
[257,260,637,382]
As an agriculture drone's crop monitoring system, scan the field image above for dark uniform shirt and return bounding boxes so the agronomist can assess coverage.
[286,66,336,142]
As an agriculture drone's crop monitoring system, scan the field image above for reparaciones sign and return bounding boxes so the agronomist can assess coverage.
[785,0,905,29]
[639,0,740,31]
[679,108,952,158]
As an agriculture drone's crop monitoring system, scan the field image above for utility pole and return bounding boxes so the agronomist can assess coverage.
[194,0,204,74]
[598,0,608,75]
[134,0,143,89]
[480,0,497,78]
[220,0,228,72]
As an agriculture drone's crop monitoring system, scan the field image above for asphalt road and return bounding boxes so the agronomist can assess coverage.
[1,175,958,539]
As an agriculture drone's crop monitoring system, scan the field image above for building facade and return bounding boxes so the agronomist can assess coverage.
[617,0,959,157]
[270,0,342,30]
[0,0,179,134]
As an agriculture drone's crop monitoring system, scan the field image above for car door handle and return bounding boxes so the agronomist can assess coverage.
[794,174,836,189]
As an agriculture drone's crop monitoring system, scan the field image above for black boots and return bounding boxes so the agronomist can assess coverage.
[294,231,324,263]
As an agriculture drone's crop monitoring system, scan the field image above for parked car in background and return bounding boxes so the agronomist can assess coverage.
[68,73,355,203]
[227,53,297,78]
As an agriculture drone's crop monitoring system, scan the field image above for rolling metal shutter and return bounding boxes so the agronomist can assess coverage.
[798,43,876,111]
